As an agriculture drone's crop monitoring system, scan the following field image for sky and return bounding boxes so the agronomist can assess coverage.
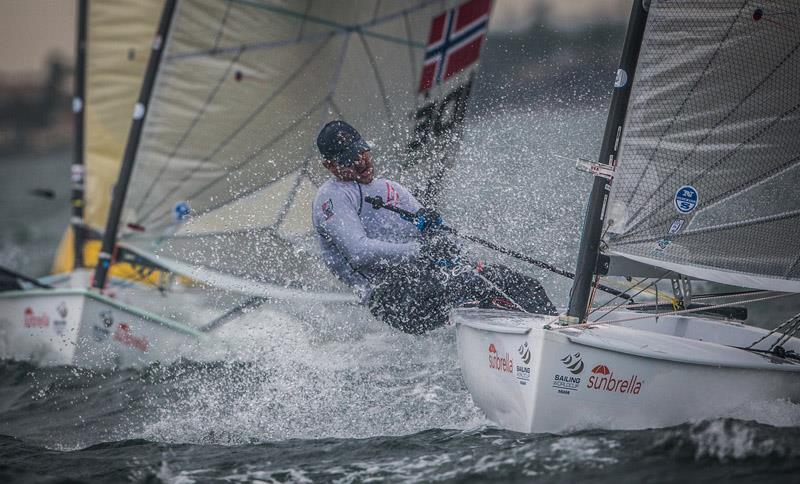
[0,0,631,77]
[0,1,76,77]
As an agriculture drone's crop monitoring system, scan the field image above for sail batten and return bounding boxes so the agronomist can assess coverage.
[605,0,800,293]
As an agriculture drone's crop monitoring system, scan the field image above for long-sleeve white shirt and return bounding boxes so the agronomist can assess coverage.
[312,178,424,301]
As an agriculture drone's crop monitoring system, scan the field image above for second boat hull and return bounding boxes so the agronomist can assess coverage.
[455,309,800,433]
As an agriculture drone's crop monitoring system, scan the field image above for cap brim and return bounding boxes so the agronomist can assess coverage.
[331,139,370,166]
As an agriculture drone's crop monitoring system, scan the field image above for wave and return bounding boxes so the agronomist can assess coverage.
[3,418,799,484]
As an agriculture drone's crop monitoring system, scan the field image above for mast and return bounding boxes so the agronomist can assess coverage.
[71,0,87,268]
[92,0,177,290]
[566,0,649,322]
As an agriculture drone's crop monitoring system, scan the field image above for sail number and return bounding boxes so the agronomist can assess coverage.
[407,78,472,152]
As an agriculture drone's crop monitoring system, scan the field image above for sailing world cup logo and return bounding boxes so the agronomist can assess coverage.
[561,352,584,374]
[516,342,532,385]
[552,352,584,395]
[518,342,531,364]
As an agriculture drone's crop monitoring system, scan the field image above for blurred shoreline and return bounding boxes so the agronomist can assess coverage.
[0,149,70,277]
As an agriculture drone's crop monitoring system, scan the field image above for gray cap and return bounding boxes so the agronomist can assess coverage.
[316,120,370,166]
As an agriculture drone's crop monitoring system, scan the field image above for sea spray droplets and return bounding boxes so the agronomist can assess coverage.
[140,309,485,444]
[442,107,605,307]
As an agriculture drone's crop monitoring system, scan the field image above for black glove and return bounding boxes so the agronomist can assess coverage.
[414,207,443,233]
[420,233,460,267]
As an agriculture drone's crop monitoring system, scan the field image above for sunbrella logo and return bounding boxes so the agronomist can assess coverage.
[561,352,584,374]
[586,364,643,395]
[23,307,49,328]
[488,343,513,373]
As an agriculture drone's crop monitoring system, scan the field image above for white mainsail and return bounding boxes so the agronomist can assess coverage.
[109,0,492,297]
[604,1,800,292]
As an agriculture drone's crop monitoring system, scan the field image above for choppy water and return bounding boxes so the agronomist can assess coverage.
[3,353,800,483]
[3,283,800,483]
[3,107,800,482]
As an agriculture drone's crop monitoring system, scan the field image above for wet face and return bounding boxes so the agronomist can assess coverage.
[324,150,375,184]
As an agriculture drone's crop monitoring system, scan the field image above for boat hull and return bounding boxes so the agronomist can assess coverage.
[0,288,203,367]
[454,308,800,433]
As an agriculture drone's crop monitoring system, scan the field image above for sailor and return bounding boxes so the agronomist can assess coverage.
[312,120,557,334]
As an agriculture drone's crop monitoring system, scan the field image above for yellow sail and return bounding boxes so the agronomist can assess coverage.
[53,0,163,274]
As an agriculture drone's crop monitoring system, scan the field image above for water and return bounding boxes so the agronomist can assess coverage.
[3,108,800,482]
[2,356,800,483]
[0,150,71,278]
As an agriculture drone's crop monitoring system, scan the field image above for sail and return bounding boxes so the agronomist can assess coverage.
[604,1,800,292]
[53,0,163,272]
[113,0,491,296]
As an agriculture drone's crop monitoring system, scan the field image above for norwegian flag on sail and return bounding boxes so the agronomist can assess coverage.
[418,0,491,92]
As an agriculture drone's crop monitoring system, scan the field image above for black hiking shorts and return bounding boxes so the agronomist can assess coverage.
[368,261,557,335]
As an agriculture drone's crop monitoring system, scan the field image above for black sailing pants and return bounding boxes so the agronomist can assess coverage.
[368,261,558,335]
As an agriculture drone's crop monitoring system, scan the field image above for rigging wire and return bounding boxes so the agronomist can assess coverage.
[584,223,614,316]
[690,289,769,301]
[769,314,800,351]
[588,272,674,315]
[593,291,795,325]
[745,310,800,355]
[589,274,669,322]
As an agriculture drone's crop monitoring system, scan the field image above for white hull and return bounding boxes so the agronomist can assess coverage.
[454,308,800,433]
[0,287,203,368]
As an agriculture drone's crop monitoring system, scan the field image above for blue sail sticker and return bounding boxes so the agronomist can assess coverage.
[174,201,191,221]
[674,186,698,214]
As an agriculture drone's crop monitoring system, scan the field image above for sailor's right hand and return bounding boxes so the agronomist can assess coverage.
[414,207,443,233]
[420,233,460,267]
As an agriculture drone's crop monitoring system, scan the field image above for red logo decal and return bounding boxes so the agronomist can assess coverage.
[586,364,643,395]
[321,199,334,220]
[23,307,50,328]
[113,323,149,352]
[385,182,400,206]
[487,342,513,373]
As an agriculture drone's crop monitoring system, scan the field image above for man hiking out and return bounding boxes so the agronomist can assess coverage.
[311,120,557,334]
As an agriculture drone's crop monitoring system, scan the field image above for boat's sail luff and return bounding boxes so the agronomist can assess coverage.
[604,0,800,292]
[83,0,164,233]
[117,0,490,293]
[93,0,179,289]
[52,0,164,273]
[567,0,649,321]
